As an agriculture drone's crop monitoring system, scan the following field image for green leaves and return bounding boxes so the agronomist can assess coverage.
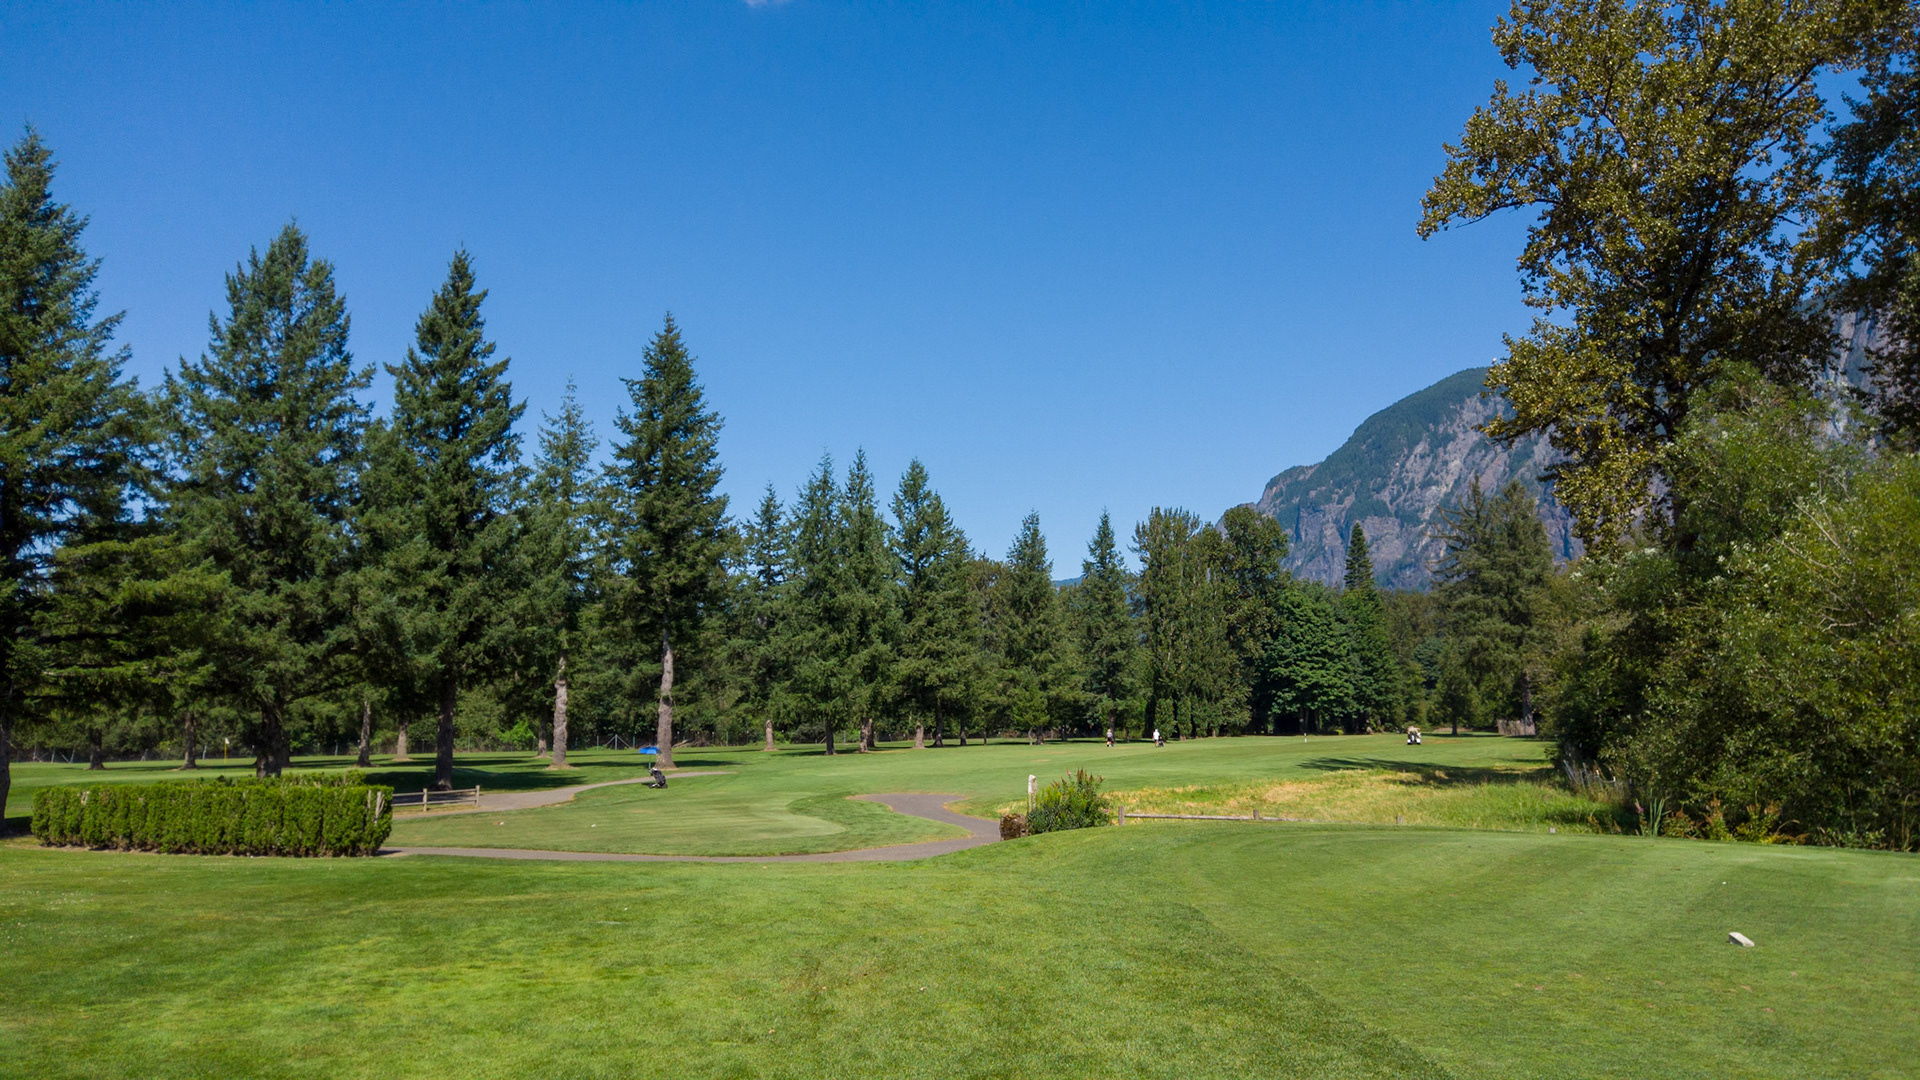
[1420,0,1871,547]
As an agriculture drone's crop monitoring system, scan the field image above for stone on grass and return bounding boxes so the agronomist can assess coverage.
[1729,932,1755,947]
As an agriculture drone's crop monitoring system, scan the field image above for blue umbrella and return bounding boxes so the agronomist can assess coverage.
[639,746,659,755]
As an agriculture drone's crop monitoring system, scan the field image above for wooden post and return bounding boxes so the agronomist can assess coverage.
[1118,805,1126,824]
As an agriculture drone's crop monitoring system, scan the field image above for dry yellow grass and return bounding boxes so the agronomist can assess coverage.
[1103,766,1627,833]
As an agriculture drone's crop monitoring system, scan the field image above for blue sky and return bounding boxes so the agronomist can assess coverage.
[2,1,1531,569]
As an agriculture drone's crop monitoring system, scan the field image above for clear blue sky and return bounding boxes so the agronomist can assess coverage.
[3,1,1531,569]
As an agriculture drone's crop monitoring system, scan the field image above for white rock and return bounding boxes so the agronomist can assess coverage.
[1729,932,1755,947]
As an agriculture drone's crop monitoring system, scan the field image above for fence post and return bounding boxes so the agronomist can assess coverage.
[1118,805,1126,825]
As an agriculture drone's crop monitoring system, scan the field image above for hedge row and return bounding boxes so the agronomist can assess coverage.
[32,774,395,856]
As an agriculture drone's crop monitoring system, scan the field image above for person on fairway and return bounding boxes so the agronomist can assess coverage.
[1105,727,1115,747]
[1153,728,1164,747]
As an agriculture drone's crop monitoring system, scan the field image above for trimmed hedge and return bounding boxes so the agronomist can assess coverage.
[31,773,394,856]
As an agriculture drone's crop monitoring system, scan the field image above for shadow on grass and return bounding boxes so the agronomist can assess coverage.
[1296,756,1555,786]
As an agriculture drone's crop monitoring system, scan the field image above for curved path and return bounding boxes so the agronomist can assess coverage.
[381,793,998,863]
[405,771,736,817]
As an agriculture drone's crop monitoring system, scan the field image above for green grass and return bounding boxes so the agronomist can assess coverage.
[386,734,1564,855]
[2,822,1913,1078]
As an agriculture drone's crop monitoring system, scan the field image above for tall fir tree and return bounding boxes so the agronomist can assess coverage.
[604,315,729,770]
[1000,513,1074,735]
[1073,511,1137,738]
[891,460,975,748]
[1432,478,1554,724]
[1217,506,1291,727]
[1340,523,1400,730]
[380,251,524,789]
[739,484,792,750]
[0,130,142,817]
[784,454,843,752]
[836,452,897,751]
[163,223,369,776]
[523,380,597,768]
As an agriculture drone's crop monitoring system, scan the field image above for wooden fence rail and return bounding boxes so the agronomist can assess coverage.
[390,786,481,810]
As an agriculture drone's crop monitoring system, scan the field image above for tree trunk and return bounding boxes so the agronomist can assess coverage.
[859,717,875,752]
[434,669,458,790]
[394,724,410,762]
[356,698,372,768]
[550,659,571,769]
[181,712,199,769]
[824,720,835,756]
[764,717,775,751]
[0,712,12,835]
[914,722,925,749]
[933,699,944,748]
[655,629,676,770]
[87,729,106,770]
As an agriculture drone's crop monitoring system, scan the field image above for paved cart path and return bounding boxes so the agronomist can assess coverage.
[399,771,737,817]
[382,793,997,863]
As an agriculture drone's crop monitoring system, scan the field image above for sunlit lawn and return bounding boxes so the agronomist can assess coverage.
[2,819,1913,1078]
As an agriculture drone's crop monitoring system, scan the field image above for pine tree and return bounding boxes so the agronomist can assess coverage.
[1072,511,1137,738]
[739,485,791,750]
[1218,506,1290,728]
[836,451,897,751]
[1000,513,1073,737]
[524,380,597,768]
[164,223,369,776]
[378,251,526,789]
[1261,581,1355,733]
[0,130,142,818]
[1341,523,1400,731]
[1433,478,1554,724]
[784,454,842,752]
[604,315,730,770]
[891,461,975,748]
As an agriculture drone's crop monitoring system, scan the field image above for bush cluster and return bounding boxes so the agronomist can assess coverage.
[1025,769,1111,834]
[31,773,394,856]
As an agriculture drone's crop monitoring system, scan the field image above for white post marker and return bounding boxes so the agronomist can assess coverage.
[1028,774,1037,814]
[1729,932,1756,947]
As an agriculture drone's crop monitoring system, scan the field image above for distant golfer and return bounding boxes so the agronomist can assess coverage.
[1105,727,1115,748]
[1153,728,1164,747]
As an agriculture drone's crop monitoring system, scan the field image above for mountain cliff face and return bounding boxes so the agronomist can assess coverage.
[1247,368,1581,590]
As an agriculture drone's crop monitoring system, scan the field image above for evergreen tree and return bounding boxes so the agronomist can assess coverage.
[1217,506,1290,727]
[375,252,526,787]
[1072,511,1137,738]
[836,451,897,751]
[738,485,792,750]
[1132,508,1231,739]
[523,380,597,768]
[1261,581,1354,733]
[604,315,730,770]
[163,223,369,776]
[890,461,975,748]
[999,513,1074,736]
[784,454,843,751]
[1432,478,1555,724]
[0,130,142,817]
[1341,523,1400,730]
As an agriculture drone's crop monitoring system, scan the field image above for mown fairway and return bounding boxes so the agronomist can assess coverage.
[3,816,1915,1079]
[382,733,1607,855]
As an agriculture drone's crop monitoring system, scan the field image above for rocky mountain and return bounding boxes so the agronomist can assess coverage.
[1246,367,1581,591]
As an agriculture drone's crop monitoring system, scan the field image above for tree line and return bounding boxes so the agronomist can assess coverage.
[0,127,1456,816]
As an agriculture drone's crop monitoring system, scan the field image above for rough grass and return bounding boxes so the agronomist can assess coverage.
[1106,763,1630,833]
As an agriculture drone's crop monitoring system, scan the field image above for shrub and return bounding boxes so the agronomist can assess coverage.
[1025,769,1111,834]
[31,774,394,856]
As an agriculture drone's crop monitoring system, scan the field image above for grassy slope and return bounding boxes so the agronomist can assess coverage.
[2,823,1913,1079]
